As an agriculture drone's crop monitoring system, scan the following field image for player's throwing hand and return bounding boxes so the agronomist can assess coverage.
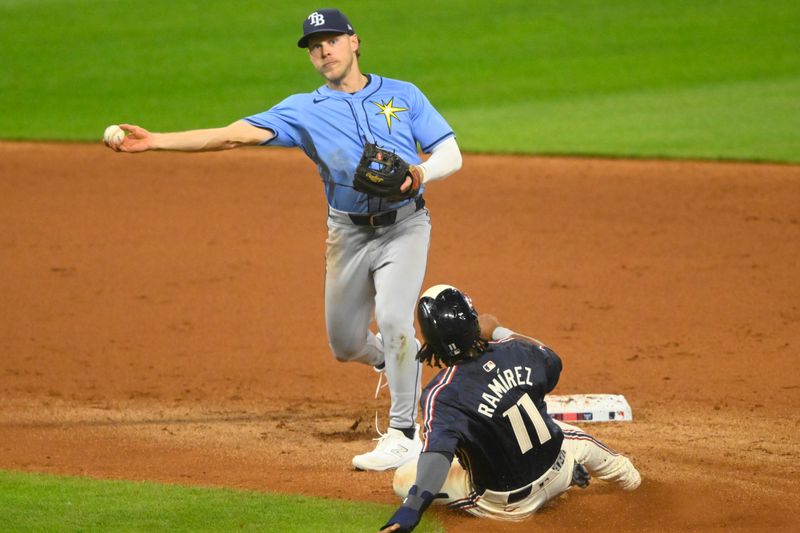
[107,124,154,153]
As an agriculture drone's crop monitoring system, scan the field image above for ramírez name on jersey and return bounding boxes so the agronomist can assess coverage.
[478,365,535,417]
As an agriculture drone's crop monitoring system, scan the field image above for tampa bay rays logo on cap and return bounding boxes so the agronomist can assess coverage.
[307,10,354,30]
[298,9,355,48]
[308,12,325,26]
[372,98,407,133]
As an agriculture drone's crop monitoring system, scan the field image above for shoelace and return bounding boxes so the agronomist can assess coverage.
[371,411,388,443]
[374,371,388,398]
[372,371,390,443]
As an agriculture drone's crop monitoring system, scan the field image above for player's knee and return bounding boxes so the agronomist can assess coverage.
[329,345,360,362]
[328,337,366,362]
[331,351,351,363]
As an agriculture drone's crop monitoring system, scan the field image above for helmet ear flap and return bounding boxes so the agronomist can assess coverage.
[417,296,446,365]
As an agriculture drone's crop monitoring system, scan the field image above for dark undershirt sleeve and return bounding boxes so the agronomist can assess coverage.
[402,451,453,511]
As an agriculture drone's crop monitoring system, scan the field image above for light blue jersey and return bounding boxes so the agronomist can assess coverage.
[244,75,454,213]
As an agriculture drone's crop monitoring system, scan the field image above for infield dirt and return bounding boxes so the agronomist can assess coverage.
[1,142,799,532]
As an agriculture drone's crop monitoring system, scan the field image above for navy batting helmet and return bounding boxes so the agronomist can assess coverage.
[417,285,486,367]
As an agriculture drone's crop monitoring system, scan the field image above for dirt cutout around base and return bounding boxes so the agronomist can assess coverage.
[1,142,799,532]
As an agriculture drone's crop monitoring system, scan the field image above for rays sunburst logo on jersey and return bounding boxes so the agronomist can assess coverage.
[372,98,407,133]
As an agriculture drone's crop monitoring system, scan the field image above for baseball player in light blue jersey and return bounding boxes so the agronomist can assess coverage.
[104,8,462,471]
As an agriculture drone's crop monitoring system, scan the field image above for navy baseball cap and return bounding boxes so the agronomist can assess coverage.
[297,8,355,48]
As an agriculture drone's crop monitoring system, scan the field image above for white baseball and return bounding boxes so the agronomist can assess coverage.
[103,124,125,146]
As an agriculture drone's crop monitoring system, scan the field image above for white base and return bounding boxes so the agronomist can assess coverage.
[545,394,632,422]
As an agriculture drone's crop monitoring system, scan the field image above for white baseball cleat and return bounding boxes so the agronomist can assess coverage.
[352,426,422,471]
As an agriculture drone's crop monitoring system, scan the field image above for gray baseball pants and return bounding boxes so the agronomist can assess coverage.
[324,204,430,429]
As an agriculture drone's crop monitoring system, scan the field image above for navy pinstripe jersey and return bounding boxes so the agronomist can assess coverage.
[420,336,564,493]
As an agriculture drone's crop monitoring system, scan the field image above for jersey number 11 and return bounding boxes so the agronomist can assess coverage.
[502,393,552,454]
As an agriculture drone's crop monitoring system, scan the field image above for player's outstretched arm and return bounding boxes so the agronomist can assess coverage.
[479,313,550,346]
[105,120,274,153]
[379,452,451,533]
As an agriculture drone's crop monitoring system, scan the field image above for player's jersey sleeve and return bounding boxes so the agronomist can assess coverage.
[408,84,454,153]
[242,95,304,148]
[538,345,562,393]
[420,367,464,456]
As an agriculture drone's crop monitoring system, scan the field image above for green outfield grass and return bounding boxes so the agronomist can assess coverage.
[0,470,444,532]
[0,0,798,161]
